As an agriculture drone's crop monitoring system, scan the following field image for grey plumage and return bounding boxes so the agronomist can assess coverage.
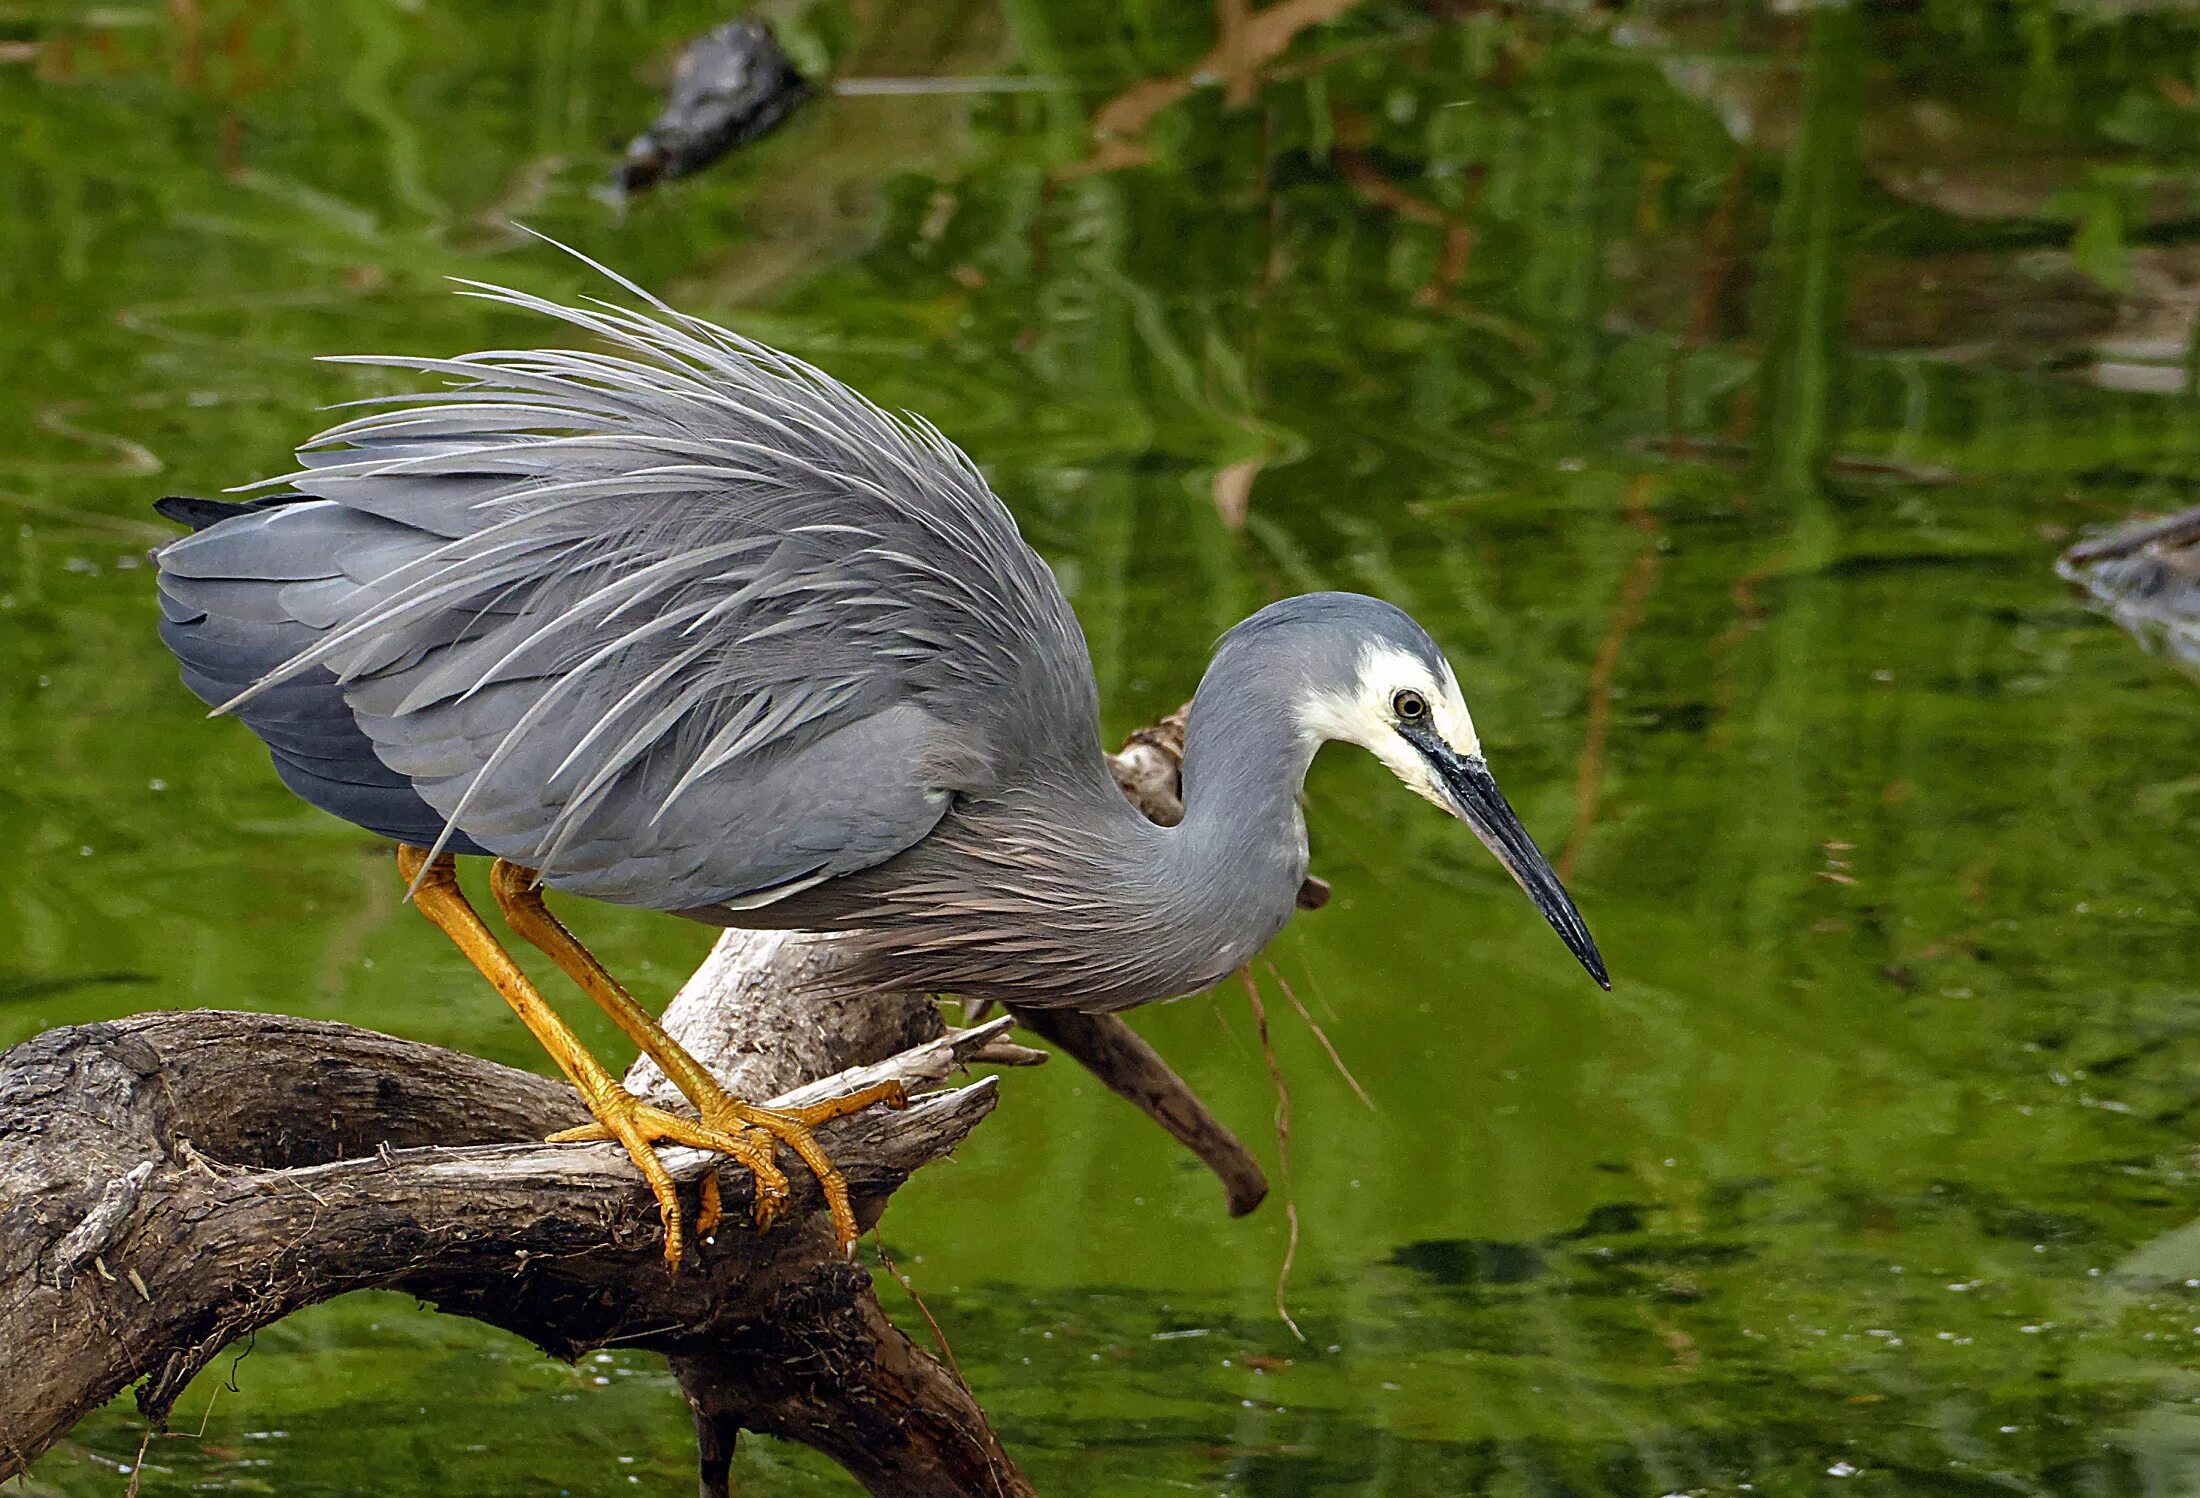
[156,252,1607,1014]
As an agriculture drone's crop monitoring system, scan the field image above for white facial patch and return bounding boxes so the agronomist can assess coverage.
[1295,640,1480,810]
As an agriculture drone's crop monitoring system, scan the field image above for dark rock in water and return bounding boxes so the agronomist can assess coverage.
[616,19,810,194]
[2058,507,2200,680]
[1390,1237,1547,1287]
[1553,1200,1647,1240]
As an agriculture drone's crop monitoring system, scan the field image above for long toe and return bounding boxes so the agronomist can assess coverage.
[553,1082,901,1257]
[584,1102,690,1271]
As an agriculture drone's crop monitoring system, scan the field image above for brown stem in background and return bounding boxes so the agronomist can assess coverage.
[1241,968,1305,1340]
[1268,961,1372,1109]
[1335,149,1513,343]
[1561,476,1664,880]
[875,1229,969,1387]
[1064,0,1368,176]
[1666,156,1751,441]
[1218,0,1257,108]
[1707,547,1783,751]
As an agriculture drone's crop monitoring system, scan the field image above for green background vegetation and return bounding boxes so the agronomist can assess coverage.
[5,0,2200,1491]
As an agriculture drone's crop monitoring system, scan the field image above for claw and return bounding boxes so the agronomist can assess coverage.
[406,845,898,1267]
[696,1171,724,1241]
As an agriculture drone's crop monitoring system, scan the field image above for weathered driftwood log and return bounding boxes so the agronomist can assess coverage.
[0,1007,1023,1495]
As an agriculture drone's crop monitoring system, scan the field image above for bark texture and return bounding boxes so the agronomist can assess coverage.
[0,1009,1018,1494]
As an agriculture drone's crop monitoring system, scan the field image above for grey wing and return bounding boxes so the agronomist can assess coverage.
[163,265,1098,911]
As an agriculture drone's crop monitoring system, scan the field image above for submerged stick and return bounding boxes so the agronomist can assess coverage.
[1008,1006,1269,1217]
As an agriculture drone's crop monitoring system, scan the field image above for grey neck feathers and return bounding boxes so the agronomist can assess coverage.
[1177,653,1316,862]
[1140,633,1320,985]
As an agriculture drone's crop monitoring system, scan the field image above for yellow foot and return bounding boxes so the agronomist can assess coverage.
[548,1089,791,1270]
[717,1081,911,1256]
[555,1080,909,1256]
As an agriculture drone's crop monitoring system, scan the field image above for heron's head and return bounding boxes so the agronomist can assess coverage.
[1226,592,1608,990]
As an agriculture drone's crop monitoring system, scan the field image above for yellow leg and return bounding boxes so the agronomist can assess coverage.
[399,846,769,1270]
[488,861,907,1255]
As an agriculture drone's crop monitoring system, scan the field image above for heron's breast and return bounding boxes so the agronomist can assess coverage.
[1171,829,1306,989]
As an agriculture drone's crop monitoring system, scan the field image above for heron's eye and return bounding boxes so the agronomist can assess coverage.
[1392,688,1429,722]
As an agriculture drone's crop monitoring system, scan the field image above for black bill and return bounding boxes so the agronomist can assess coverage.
[1406,726,1610,989]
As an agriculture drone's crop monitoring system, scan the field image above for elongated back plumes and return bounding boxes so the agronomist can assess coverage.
[158,253,1096,911]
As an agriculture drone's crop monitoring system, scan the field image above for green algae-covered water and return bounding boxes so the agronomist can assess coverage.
[8,2,2200,1492]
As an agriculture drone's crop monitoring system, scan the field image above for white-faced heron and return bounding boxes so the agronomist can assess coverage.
[152,252,1607,1264]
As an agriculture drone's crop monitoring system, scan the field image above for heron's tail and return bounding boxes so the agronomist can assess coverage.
[153,494,300,532]
[149,492,493,856]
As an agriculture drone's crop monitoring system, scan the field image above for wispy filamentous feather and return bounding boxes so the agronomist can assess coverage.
[754,779,1226,1012]
[194,242,1097,908]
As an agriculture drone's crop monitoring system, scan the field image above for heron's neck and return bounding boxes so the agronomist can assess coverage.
[1177,686,1317,852]
[1151,648,1319,974]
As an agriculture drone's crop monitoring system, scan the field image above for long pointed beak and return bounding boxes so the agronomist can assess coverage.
[1416,735,1609,990]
